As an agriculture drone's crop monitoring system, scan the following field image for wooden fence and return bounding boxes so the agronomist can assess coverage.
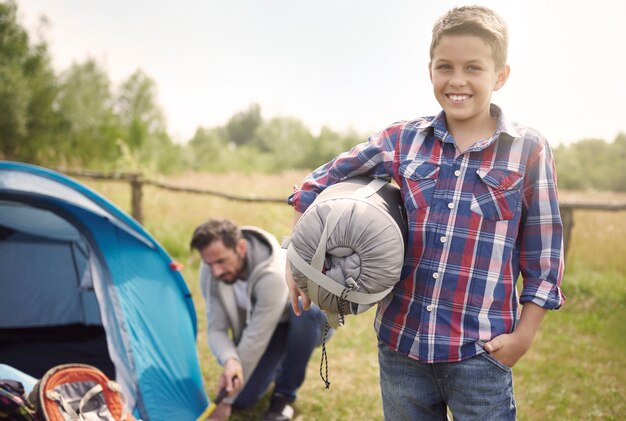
[58,168,626,257]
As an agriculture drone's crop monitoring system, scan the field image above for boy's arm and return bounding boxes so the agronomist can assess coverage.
[517,137,566,310]
[288,126,399,213]
[286,126,400,314]
[486,136,566,367]
[484,302,546,367]
[285,211,311,315]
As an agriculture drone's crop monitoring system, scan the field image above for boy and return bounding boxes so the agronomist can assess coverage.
[286,5,565,420]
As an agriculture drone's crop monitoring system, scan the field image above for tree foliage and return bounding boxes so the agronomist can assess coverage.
[225,103,261,147]
[55,59,120,166]
[1,0,625,189]
[553,133,626,192]
[0,0,59,163]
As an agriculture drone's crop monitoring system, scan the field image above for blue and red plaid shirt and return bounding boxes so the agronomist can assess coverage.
[288,104,565,363]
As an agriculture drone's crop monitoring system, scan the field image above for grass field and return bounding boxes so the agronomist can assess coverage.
[83,172,626,421]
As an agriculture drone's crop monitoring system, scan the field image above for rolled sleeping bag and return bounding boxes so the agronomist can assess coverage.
[285,177,407,327]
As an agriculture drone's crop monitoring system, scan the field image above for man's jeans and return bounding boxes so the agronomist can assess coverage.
[378,343,516,420]
[233,303,328,408]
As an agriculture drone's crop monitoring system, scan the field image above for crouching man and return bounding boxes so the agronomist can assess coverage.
[190,218,329,421]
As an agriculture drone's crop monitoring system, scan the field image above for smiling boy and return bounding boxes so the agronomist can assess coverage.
[286,5,565,419]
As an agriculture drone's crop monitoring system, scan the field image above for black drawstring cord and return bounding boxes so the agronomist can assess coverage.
[319,322,332,388]
[318,286,352,389]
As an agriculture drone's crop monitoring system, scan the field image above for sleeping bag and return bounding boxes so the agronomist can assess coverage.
[285,177,407,327]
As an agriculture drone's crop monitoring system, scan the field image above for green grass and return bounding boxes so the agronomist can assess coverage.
[81,175,626,420]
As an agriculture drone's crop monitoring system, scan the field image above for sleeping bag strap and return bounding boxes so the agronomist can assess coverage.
[307,177,390,320]
[287,246,394,306]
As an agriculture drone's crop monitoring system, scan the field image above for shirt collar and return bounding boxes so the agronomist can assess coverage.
[427,104,523,150]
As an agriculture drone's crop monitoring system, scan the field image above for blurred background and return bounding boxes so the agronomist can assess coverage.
[3,0,625,181]
[2,0,625,419]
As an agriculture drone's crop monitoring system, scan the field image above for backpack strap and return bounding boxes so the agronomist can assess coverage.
[29,364,135,421]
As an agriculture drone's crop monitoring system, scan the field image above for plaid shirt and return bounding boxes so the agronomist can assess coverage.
[288,104,565,363]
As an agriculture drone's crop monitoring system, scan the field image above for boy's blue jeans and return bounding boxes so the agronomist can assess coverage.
[378,343,516,420]
[233,303,328,408]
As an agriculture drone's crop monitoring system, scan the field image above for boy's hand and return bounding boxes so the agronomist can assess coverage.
[285,210,311,315]
[285,259,311,315]
[485,302,547,367]
[484,331,532,367]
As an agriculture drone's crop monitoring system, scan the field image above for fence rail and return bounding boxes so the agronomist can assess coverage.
[57,168,626,257]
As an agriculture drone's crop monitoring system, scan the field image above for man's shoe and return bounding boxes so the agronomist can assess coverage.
[263,393,295,421]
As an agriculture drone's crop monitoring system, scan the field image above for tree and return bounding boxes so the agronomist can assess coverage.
[0,0,59,163]
[55,59,121,167]
[116,69,180,172]
[303,126,363,169]
[225,103,262,147]
[607,133,626,192]
[254,116,314,170]
[187,126,229,171]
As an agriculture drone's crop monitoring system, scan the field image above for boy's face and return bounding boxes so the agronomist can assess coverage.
[429,34,509,133]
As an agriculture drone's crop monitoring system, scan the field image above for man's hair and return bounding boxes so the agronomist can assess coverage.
[190,218,243,251]
[430,5,508,69]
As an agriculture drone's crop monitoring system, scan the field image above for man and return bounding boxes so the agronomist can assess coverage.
[190,218,329,421]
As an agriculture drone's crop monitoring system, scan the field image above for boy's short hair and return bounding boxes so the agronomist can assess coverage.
[190,218,243,251]
[430,5,508,69]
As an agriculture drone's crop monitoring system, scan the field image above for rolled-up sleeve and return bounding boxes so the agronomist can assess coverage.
[518,139,566,310]
[287,126,399,213]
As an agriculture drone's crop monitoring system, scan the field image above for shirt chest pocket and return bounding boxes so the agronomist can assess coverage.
[399,161,440,212]
[470,168,523,221]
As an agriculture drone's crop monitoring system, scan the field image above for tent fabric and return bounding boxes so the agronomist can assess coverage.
[0,161,209,420]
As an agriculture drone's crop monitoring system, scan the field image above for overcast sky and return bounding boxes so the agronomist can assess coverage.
[15,0,626,145]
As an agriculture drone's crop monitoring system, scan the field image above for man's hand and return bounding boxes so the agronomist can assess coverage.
[220,359,243,396]
[207,402,231,421]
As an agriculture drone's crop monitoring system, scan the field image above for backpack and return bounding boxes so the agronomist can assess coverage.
[28,364,135,421]
[0,379,40,420]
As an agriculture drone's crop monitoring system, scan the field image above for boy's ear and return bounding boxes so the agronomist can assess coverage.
[494,64,510,91]
[428,62,433,83]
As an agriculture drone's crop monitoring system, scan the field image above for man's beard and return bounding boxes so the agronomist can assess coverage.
[218,253,246,284]
[219,275,239,285]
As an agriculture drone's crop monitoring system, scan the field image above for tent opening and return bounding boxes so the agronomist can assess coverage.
[0,201,115,378]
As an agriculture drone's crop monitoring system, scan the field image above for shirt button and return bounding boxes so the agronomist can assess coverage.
[426,304,434,312]
[440,236,447,243]
[432,272,439,279]
[454,170,461,177]
[447,202,454,209]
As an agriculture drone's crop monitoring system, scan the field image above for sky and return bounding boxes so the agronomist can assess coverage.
[14,0,626,145]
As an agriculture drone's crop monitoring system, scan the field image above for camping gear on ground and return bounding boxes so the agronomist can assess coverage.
[0,365,37,396]
[285,177,407,328]
[28,363,135,421]
[0,161,209,420]
[0,379,39,420]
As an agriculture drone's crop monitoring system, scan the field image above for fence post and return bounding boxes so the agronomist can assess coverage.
[129,173,143,224]
[561,206,574,257]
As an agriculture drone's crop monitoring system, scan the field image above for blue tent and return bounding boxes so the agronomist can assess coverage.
[0,161,209,420]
